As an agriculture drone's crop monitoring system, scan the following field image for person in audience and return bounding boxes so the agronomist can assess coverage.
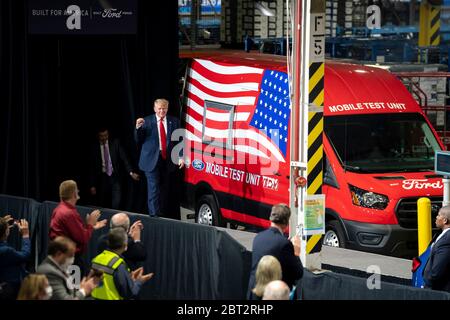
[423,205,450,292]
[91,228,153,300]
[0,215,31,299]
[49,180,107,276]
[247,204,303,299]
[262,280,290,300]
[250,255,282,300]
[16,274,52,300]
[89,127,140,209]
[97,212,147,271]
[37,236,98,300]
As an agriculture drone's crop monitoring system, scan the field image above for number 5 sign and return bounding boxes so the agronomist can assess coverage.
[310,14,325,63]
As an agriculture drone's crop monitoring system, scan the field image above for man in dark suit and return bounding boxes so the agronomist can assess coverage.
[135,98,184,218]
[89,128,140,209]
[96,212,147,271]
[247,204,303,299]
[423,205,450,292]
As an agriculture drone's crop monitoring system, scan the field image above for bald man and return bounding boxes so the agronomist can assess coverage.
[97,213,147,270]
[262,280,290,300]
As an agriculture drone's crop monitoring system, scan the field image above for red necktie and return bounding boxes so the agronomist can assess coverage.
[159,117,167,160]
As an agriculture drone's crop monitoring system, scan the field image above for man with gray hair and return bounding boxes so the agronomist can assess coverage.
[91,228,153,300]
[262,280,290,300]
[97,212,147,271]
[247,204,303,299]
[423,205,450,292]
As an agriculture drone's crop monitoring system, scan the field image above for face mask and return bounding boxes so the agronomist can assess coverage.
[61,256,75,270]
[43,286,53,300]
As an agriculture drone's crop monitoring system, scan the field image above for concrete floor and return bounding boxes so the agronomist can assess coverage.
[180,207,413,280]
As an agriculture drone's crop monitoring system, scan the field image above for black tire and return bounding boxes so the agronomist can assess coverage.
[323,220,346,248]
[195,194,225,227]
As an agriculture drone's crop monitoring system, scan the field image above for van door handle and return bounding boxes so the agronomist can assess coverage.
[273,171,281,176]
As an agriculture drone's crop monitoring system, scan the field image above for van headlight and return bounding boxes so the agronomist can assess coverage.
[349,185,389,210]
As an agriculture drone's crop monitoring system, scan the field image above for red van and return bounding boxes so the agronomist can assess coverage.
[179,51,443,258]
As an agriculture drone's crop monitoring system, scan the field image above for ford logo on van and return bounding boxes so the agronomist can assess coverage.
[192,159,205,171]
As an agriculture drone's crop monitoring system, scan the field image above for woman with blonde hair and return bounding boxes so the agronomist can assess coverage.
[251,255,282,300]
[17,274,52,300]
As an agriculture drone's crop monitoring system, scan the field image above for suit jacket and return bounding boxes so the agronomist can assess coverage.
[135,114,180,172]
[247,227,304,299]
[423,229,450,292]
[96,234,147,271]
[37,256,85,300]
[89,138,133,187]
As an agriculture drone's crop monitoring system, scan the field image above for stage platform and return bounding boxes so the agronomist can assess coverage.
[181,207,413,282]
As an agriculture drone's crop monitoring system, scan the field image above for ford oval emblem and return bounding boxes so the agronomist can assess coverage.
[192,159,205,171]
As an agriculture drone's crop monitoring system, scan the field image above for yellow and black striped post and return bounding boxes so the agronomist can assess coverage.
[290,0,325,269]
[419,1,440,47]
[306,61,324,255]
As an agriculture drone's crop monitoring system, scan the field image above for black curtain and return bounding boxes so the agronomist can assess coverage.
[0,0,179,209]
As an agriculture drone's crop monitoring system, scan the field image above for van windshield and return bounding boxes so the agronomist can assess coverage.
[324,113,442,173]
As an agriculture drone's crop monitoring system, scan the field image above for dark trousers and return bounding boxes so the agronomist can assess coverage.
[98,173,121,209]
[0,282,19,300]
[145,155,170,217]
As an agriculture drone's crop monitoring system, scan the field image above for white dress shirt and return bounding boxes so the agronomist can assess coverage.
[432,227,450,249]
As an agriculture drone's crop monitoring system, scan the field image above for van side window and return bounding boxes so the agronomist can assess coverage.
[323,155,339,189]
[202,100,235,150]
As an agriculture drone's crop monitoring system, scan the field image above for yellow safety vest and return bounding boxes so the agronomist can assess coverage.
[91,250,128,300]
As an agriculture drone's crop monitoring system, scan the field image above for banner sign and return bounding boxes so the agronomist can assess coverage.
[28,0,137,35]
[304,194,325,235]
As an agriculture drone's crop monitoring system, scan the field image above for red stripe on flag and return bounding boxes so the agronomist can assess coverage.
[191,61,263,84]
[186,91,255,119]
[187,76,259,99]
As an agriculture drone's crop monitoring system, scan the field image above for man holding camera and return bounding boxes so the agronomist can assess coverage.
[0,215,30,299]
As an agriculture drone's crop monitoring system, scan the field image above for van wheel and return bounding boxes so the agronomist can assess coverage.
[195,195,224,227]
[323,220,346,248]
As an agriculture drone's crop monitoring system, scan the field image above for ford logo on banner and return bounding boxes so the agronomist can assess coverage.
[28,0,137,34]
[192,159,205,171]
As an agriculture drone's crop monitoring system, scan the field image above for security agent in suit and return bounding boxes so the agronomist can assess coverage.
[97,213,147,271]
[89,128,140,209]
[37,236,98,300]
[423,205,450,292]
[247,204,303,299]
[135,99,184,217]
